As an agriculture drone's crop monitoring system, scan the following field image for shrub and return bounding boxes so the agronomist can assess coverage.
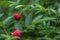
[0,0,60,40]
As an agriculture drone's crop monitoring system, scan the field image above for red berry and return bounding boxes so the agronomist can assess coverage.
[14,13,21,20]
[12,30,22,37]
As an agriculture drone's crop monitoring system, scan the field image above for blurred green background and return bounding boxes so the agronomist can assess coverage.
[0,0,60,40]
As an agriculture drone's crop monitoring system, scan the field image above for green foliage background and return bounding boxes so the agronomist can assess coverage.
[0,0,60,40]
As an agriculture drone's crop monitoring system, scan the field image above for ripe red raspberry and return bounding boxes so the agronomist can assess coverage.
[14,13,21,20]
[11,30,22,40]
[12,30,22,37]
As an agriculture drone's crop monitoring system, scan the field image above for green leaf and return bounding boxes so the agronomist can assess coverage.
[14,21,23,31]
[15,5,23,9]
[26,25,35,30]
[0,13,4,18]
[50,9,57,14]
[58,5,60,13]
[8,1,16,4]
[34,4,47,11]
[3,16,13,25]
[29,0,35,4]
[32,17,56,24]
[25,13,32,26]
[17,0,21,4]
[32,15,43,22]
